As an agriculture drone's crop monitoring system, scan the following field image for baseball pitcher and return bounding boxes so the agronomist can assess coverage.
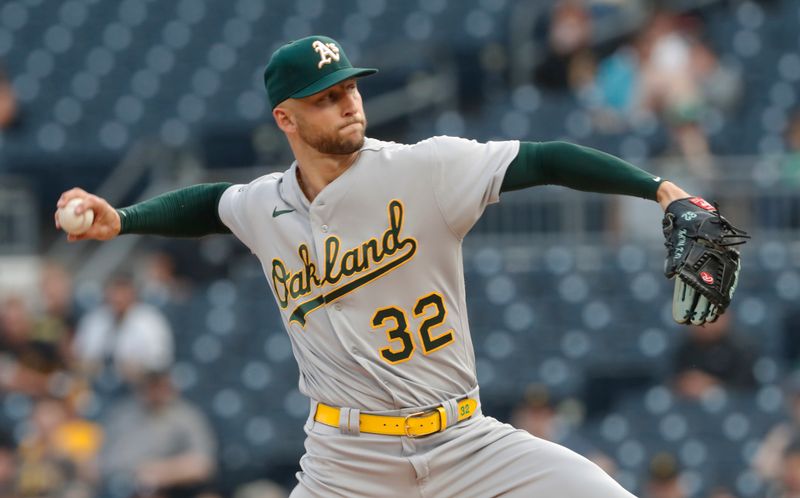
[56,36,747,497]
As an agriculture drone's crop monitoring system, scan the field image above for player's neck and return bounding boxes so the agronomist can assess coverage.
[295,150,360,202]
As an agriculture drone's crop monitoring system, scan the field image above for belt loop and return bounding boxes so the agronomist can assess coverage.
[349,408,361,436]
[339,407,361,436]
[307,400,319,430]
[442,398,458,428]
[467,386,482,416]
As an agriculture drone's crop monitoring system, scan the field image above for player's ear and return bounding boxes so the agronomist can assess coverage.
[273,104,297,133]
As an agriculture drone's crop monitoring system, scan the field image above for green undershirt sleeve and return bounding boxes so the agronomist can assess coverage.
[117,182,233,237]
[500,141,663,200]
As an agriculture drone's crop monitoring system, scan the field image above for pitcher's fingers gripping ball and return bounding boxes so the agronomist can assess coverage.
[54,187,121,242]
[56,198,94,235]
[662,197,750,325]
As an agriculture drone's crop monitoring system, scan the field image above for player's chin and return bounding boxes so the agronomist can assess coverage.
[339,129,365,150]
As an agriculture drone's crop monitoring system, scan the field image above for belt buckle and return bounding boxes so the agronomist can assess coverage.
[403,409,440,438]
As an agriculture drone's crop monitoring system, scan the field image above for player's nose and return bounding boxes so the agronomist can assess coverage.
[341,90,360,117]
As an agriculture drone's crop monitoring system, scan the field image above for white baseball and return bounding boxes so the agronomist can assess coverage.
[57,198,94,235]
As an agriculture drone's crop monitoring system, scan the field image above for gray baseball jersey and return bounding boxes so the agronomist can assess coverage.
[219,136,517,411]
[218,136,636,497]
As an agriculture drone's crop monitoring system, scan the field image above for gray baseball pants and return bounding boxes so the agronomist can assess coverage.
[290,401,636,498]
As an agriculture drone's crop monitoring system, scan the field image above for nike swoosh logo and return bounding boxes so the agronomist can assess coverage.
[653,176,662,182]
[272,207,296,218]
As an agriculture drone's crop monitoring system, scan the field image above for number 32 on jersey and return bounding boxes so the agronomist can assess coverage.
[370,291,455,364]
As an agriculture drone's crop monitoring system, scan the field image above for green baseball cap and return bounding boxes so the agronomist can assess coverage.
[264,35,378,109]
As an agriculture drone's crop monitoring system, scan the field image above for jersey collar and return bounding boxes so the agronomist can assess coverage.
[279,138,383,214]
[280,161,311,215]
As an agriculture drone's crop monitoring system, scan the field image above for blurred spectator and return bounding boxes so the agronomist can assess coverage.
[72,273,174,387]
[765,438,800,498]
[644,452,686,498]
[0,64,17,131]
[33,262,78,354]
[643,453,688,498]
[691,33,740,115]
[27,262,77,384]
[534,0,596,93]
[98,370,217,498]
[672,313,756,399]
[636,12,739,176]
[783,305,800,369]
[511,384,617,476]
[233,480,288,498]
[140,251,192,307]
[781,109,800,185]
[0,431,16,498]
[637,12,710,171]
[757,108,800,231]
[0,296,55,395]
[586,10,741,174]
[587,45,641,133]
[754,372,800,481]
[707,486,737,498]
[16,396,101,498]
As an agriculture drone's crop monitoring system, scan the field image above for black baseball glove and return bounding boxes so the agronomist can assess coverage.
[662,197,749,325]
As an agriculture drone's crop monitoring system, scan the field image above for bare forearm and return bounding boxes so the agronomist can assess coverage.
[656,181,691,211]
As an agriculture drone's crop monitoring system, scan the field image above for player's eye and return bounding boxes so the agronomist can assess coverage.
[315,92,335,106]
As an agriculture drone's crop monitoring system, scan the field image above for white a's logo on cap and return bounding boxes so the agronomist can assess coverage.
[312,40,340,69]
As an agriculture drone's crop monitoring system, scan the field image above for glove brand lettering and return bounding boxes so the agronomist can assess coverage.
[673,228,687,260]
[700,271,714,285]
[271,200,418,326]
[688,197,715,211]
[682,212,698,221]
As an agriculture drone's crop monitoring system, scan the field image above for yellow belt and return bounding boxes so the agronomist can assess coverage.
[315,398,478,438]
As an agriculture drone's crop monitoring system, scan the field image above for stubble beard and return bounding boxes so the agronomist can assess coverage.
[299,118,367,155]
